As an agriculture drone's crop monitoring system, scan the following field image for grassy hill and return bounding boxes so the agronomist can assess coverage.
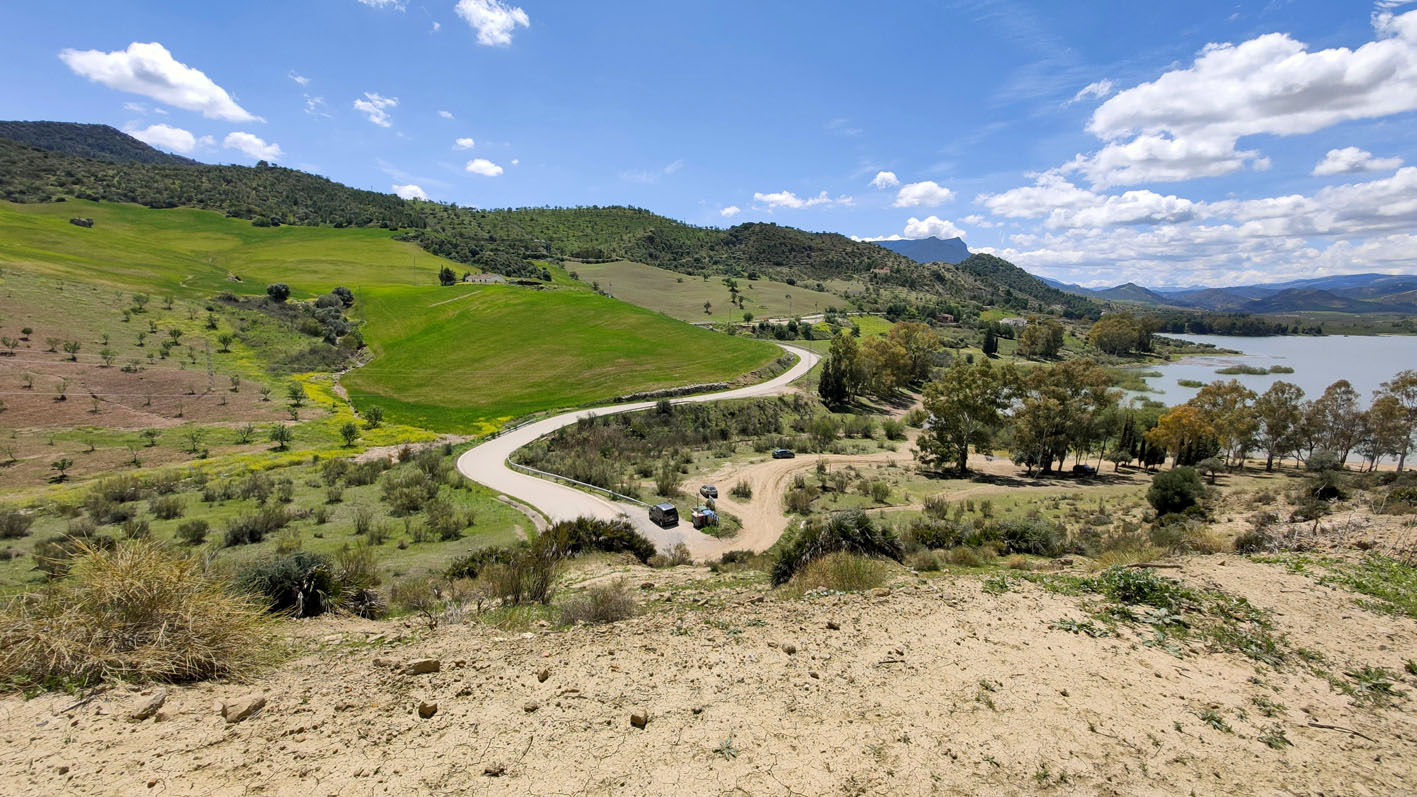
[346,284,777,431]
[0,199,778,432]
[570,260,846,323]
[0,121,199,166]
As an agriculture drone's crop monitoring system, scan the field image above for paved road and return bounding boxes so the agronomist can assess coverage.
[455,344,820,550]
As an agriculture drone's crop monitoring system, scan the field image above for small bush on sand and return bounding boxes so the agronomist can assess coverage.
[0,539,274,687]
[649,543,692,568]
[537,516,656,563]
[945,545,996,567]
[477,545,560,606]
[1147,467,1204,516]
[791,551,891,592]
[908,549,942,571]
[559,580,637,625]
[772,510,903,586]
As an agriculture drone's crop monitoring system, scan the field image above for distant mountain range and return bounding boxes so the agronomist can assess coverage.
[873,236,970,265]
[1041,272,1417,315]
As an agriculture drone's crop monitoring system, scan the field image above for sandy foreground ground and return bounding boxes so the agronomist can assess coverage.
[3,556,1415,796]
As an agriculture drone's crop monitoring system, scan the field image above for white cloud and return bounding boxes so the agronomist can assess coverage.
[223,132,283,161]
[1313,146,1404,176]
[720,205,742,218]
[1066,79,1114,105]
[892,180,955,208]
[465,157,504,176]
[752,190,852,210]
[59,41,259,122]
[303,95,329,117]
[356,0,406,9]
[197,135,215,148]
[353,92,397,127]
[454,137,476,150]
[962,214,1000,229]
[393,183,429,200]
[903,216,966,239]
[123,101,147,114]
[432,21,441,32]
[1063,10,1417,187]
[455,0,530,46]
[124,123,197,154]
[438,110,454,119]
[510,158,519,165]
[288,71,309,87]
[869,171,899,189]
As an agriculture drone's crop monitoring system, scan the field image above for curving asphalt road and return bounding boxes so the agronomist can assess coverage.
[455,343,820,550]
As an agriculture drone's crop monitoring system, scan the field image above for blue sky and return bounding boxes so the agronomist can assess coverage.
[2,0,1415,288]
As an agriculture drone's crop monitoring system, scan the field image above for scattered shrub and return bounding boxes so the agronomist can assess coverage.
[537,516,656,563]
[0,507,34,540]
[0,539,274,686]
[649,542,692,568]
[559,580,637,625]
[224,506,292,547]
[1147,467,1204,516]
[730,481,753,500]
[149,495,184,520]
[908,549,942,571]
[772,510,903,586]
[238,551,340,617]
[176,519,210,545]
[882,419,906,440]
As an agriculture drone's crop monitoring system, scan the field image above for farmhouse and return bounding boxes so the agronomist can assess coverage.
[464,273,507,285]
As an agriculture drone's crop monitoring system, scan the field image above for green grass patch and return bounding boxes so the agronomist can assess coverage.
[571,260,844,323]
[345,284,779,432]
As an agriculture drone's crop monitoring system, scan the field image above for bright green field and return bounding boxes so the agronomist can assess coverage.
[571,260,844,323]
[346,283,779,432]
[0,199,457,297]
[0,201,780,432]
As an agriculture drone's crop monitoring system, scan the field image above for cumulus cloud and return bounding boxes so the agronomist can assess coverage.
[223,132,282,161]
[455,0,530,46]
[454,137,476,150]
[465,157,504,176]
[357,0,406,9]
[1066,79,1114,105]
[1062,9,1417,186]
[869,171,899,189]
[438,110,454,119]
[720,205,742,218]
[752,190,852,210]
[1313,146,1403,176]
[59,42,259,122]
[892,180,955,207]
[353,92,397,127]
[904,216,966,239]
[392,183,429,200]
[288,71,309,86]
[124,123,197,154]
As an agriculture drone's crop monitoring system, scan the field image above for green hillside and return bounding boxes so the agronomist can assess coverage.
[571,259,845,322]
[0,199,778,432]
[346,284,777,432]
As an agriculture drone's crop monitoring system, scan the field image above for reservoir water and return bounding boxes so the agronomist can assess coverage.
[1134,333,1417,406]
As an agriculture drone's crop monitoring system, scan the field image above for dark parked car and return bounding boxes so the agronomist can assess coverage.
[771,448,796,459]
[1072,463,1097,476]
[649,502,679,527]
[699,484,718,499]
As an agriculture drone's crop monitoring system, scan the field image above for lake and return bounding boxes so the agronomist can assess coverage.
[1133,333,1417,405]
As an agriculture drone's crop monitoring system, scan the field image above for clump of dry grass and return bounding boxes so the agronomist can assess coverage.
[558,580,637,626]
[790,551,891,593]
[0,539,277,688]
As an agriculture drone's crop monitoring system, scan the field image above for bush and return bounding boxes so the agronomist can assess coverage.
[1147,467,1204,516]
[478,546,559,606]
[224,506,292,547]
[908,549,942,571]
[84,494,138,525]
[771,510,903,586]
[867,480,892,504]
[649,543,692,568]
[993,516,1066,557]
[1086,566,1189,611]
[791,551,891,592]
[0,539,274,686]
[381,466,440,515]
[445,544,527,581]
[730,481,753,500]
[176,519,209,545]
[0,507,34,540]
[238,551,340,617]
[94,476,145,503]
[424,496,472,541]
[882,419,906,441]
[1233,528,1274,554]
[536,516,656,563]
[1306,450,1344,473]
[558,580,637,625]
[148,495,184,520]
[33,523,115,579]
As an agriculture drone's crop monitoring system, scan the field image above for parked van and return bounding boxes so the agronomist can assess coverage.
[649,502,679,527]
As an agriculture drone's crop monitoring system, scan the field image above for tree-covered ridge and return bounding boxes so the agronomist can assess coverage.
[952,253,1098,318]
[0,137,423,228]
[0,121,199,166]
[0,122,1093,315]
